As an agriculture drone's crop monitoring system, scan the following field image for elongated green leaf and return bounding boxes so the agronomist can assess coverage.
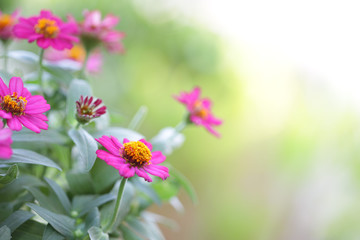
[27,203,75,239]
[66,172,95,195]
[93,127,144,142]
[151,127,185,155]
[3,149,62,171]
[0,225,11,240]
[90,159,119,194]
[79,194,115,217]
[84,208,100,232]
[119,224,143,240]
[25,187,65,215]
[128,106,148,131]
[68,128,98,172]
[43,224,65,240]
[126,217,165,240]
[169,167,198,204]
[12,220,45,240]
[8,50,39,64]
[132,178,161,205]
[0,210,34,233]
[66,79,92,126]
[42,65,73,85]
[0,164,18,184]
[12,129,68,144]
[88,226,108,240]
[44,178,71,214]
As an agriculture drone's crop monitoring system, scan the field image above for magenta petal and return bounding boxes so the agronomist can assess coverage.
[135,168,153,182]
[0,78,10,96]
[0,146,12,159]
[17,116,41,133]
[150,151,166,164]
[0,110,12,119]
[0,128,12,142]
[118,164,135,178]
[123,138,130,144]
[7,117,22,131]
[144,165,169,180]
[95,136,121,156]
[96,149,125,168]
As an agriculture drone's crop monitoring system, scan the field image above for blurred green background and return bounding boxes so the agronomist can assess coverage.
[3,0,360,239]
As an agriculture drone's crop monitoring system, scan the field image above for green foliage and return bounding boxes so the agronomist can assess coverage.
[0,164,18,184]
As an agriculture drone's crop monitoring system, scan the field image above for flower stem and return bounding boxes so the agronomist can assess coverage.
[38,48,45,92]
[79,51,89,80]
[75,122,81,129]
[174,120,187,132]
[3,42,8,71]
[105,177,127,232]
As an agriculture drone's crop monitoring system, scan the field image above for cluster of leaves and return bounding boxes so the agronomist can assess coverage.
[0,49,197,239]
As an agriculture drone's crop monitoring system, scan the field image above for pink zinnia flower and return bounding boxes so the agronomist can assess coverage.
[175,87,223,137]
[95,136,169,182]
[0,77,50,133]
[0,9,20,41]
[0,120,13,159]
[13,10,78,50]
[76,96,106,124]
[73,10,125,53]
[44,45,102,73]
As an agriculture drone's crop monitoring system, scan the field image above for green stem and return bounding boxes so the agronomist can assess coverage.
[105,178,127,232]
[79,51,89,80]
[38,48,45,92]
[75,122,81,129]
[174,120,187,133]
[3,43,8,71]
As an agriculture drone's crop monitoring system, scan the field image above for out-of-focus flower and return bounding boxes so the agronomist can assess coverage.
[0,77,50,133]
[0,120,12,159]
[13,10,78,50]
[0,9,20,42]
[45,45,102,73]
[76,95,106,124]
[175,87,223,137]
[71,10,125,53]
[95,136,169,182]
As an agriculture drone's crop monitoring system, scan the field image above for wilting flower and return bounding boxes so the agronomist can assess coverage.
[13,10,78,50]
[76,95,106,124]
[45,45,102,73]
[0,120,12,159]
[72,10,125,53]
[0,77,50,133]
[95,136,169,182]
[175,87,222,137]
[0,9,20,42]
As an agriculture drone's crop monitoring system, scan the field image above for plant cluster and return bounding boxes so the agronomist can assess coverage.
[0,9,222,240]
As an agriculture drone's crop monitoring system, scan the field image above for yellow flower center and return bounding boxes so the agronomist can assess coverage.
[35,18,59,38]
[193,100,208,119]
[122,141,152,167]
[0,14,12,30]
[1,92,27,115]
[67,45,86,62]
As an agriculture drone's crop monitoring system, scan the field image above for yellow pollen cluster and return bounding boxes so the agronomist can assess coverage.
[0,14,12,30]
[35,18,59,38]
[67,45,86,62]
[1,92,27,116]
[193,100,208,119]
[122,141,152,167]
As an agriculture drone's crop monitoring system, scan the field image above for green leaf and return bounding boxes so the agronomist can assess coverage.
[0,164,18,184]
[119,224,143,240]
[169,167,198,204]
[0,70,12,84]
[0,225,11,240]
[66,172,95,195]
[132,178,161,205]
[66,79,92,126]
[8,50,39,64]
[42,65,73,85]
[12,129,68,145]
[90,159,119,194]
[93,127,144,142]
[3,149,62,171]
[25,187,66,215]
[125,217,165,240]
[151,127,185,155]
[0,210,34,233]
[68,128,98,172]
[88,226,109,240]
[44,178,71,214]
[27,203,75,239]
[84,208,100,232]
[128,106,148,131]
[78,194,115,217]
[42,224,65,240]
[12,220,45,240]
